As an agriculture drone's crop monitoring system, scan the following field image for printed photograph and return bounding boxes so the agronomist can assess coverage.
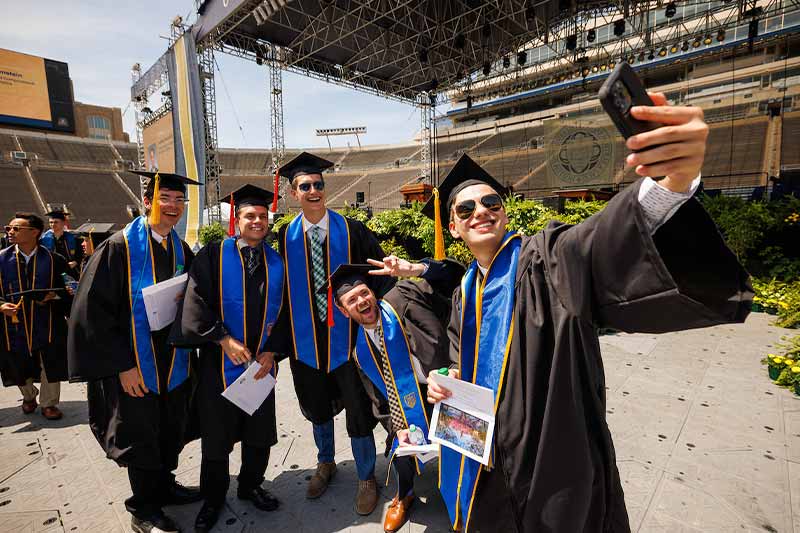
[434,403,489,458]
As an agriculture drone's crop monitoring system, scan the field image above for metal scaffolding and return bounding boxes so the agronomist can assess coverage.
[198,43,222,224]
[267,46,288,212]
[418,94,433,184]
[130,63,146,205]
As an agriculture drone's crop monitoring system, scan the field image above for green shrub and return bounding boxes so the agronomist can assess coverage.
[752,278,800,329]
[198,222,227,246]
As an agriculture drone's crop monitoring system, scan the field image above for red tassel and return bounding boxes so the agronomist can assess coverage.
[327,283,335,326]
[271,167,280,213]
[227,193,236,236]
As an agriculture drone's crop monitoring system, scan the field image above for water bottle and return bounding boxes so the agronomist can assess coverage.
[408,424,425,445]
[61,272,78,293]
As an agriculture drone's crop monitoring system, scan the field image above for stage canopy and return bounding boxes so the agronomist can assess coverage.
[194,0,602,102]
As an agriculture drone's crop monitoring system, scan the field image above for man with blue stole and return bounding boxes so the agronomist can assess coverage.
[171,184,285,533]
[265,151,394,515]
[423,98,754,532]
[324,257,464,532]
[0,212,71,421]
[40,209,83,278]
[68,171,201,533]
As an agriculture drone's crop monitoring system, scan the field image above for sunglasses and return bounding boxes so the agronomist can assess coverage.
[453,194,504,220]
[4,225,36,232]
[297,181,325,193]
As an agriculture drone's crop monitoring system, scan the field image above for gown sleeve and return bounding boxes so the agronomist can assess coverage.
[263,225,293,358]
[171,243,226,347]
[67,238,135,381]
[540,177,753,333]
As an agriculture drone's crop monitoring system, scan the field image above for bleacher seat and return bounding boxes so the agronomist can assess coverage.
[701,118,767,184]
[33,169,134,226]
[0,165,39,228]
[781,112,800,167]
[0,133,17,157]
[338,146,418,168]
[18,137,57,161]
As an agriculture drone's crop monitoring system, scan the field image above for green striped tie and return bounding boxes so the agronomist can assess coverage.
[309,226,327,322]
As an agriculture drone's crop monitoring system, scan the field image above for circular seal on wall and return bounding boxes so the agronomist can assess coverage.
[549,127,614,185]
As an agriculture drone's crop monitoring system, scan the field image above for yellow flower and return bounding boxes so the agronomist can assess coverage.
[785,359,795,365]
[791,366,800,373]
[774,357,784,364]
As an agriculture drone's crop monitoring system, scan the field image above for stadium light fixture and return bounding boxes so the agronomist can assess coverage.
[517,51,527,65]
[502,55,510,68]
[609,60,616,69]
[613,20,625,37]
[482,62,491,76]
[638,51,645,62]
[582,67,590,77]
[648,50,655,60]
[592,65,599,73]
[454,33,466,50]
[670,44,679,53]
[600,64,607,71]
[566,34,577,51]
[418,48,429,64]
[587,29,596,43]
[658,47,667,57]
[665,2,677,18]
[717,29,726,41]
[703,34,713,45]
[682,41,689,51]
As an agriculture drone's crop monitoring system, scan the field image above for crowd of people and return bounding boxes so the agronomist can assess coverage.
[0,96,754,533]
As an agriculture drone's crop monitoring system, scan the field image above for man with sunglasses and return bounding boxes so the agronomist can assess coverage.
[423,97,753,533]
[0,212,71,420]
[68,172,202,533]
[265,151,394,516]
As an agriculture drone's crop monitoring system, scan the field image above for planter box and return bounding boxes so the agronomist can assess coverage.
[795,383,800,396]
[769,366,782,380]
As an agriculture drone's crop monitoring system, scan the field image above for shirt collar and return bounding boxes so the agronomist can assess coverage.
[150,229,167,244]
[15,244,37,262]
[302,211,329,233]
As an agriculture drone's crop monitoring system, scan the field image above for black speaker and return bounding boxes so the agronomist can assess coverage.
[356,191,365,204]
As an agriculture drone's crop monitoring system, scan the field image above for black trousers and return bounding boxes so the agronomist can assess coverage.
[125,467,179,519]
[393,456,416,498]
[200,446,271,506]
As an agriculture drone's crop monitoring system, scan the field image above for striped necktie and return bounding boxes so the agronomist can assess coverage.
[308,225,327,321]
[375,320,406,432]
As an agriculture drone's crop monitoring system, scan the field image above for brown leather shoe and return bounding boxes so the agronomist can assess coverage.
[383,493,414,532]
[306,462,337,499]
[21,399,37,415]
[355,478,378,516]
[41,406,63,420]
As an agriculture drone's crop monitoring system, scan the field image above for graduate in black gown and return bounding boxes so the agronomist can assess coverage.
[423,100,753,532]
[265,152,393,515]
[0,212,71,420]
[325,257,463,532]
[40,209,83,279]
[68,172,202,533]
[171,184,285,533]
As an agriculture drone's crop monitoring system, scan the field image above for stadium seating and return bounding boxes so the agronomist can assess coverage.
[0,133,17,157]
[701,118,767,183]
[0,165,39,227]
[33,169,134,226]
[18,137,57,161]
[433,133,491,160]
[338,145,419,168]
[475,127,541,153]
[781,112,800,167]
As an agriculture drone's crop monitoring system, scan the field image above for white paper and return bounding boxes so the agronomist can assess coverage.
[427,375,495,465]
[221,362,276,416]
[394,443,438,463]
[141,274,188,331]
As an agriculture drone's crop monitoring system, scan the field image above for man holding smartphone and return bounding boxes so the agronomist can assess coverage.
[424,93,753,532]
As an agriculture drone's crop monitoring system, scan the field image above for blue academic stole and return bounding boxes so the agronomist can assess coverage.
[0,246,54,356]
[218,238,284,388]
[284,210,351,372]
[123,216,189,394]
[439,232,521,531]
[353,300,429,477]
[40,230,78,260]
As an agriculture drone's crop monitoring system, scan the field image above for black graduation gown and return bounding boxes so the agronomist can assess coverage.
[0,246,71,386]
[53,232,83,278]
[170,240,278,460]
[67,231,196,470]
[448,179,753,533]
[266,216,393,437]
[357,259,463,448]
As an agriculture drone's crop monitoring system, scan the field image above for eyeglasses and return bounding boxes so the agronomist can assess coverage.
[157,196,188,205]
[453,194,504,220]
[297,181,325,193]
[4,225,36,233]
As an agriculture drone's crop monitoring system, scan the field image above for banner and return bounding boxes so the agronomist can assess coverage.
[142,111,176,173]
[166,35,206,248]
[544,118,620,188]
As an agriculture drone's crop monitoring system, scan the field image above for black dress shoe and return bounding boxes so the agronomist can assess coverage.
[131,512,181,533]
[237,486,280,511]
[163,481,203,506]
[194,502,221,533]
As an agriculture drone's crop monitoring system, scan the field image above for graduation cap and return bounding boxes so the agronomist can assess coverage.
[44,209,69,220]
[222,184,280,236]
[277,152,334,183]
[130,171,202,226]
[6,287,65,302]
[315,264,378,327]
[421,154,508,259]
[74,223,116,254]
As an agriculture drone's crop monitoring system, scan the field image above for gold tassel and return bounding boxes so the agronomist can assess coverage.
[86,227,95,255]
[148,173,161,226]
[433,187,445,260]
[10,297,21,324]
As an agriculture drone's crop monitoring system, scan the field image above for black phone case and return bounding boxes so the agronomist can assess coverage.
[598,62,656,139]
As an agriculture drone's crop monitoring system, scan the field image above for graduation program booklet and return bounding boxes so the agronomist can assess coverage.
[221,361,276,416]
[428,375,495,465]
[141,274,188,331]
[394,443,438,464]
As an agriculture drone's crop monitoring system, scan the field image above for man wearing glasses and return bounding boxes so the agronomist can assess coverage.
[423,98,753,532]
[0,212,71,420]
[265,152,394,516]
[69,172,202,533]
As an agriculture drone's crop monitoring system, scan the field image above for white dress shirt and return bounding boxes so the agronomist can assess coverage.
[15,245,37,264]
[364,319,428,384]
[302,211,330,243]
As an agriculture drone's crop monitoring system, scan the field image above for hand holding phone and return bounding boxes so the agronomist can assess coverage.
[599,62,659,139]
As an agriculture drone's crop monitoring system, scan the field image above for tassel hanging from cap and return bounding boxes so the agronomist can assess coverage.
[227,193,236,236]
[271,166,280,213]
[86,227,95,255]
[432,187,445,261]
[148,172,161,226]
[327,281,335,327]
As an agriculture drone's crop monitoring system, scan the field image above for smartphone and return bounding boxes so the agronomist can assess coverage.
[598,62,658,139]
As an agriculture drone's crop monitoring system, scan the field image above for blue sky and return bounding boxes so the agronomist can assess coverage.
[0,1,424,149]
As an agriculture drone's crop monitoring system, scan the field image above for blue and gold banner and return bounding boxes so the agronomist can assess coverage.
[284,210,351,372]
[123,216,190,394]
[439,232,521,531]
[219,237,284,388]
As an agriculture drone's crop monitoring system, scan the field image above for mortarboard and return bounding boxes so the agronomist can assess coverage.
[130,170,202,226]
[316,264,377,299]
[277,152,334,183]
[223,184,280,236]
[44,209,68,220]
[6,287,66,303]
[421,154,508,259]
[74,223,116,254]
